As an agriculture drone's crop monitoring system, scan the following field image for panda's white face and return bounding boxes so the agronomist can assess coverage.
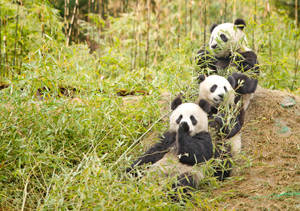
[169,103,208,136]
[199,75,235,106]
[209,23,249,58]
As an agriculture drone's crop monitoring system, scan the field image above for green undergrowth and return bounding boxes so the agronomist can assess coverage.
[0,0,299,209]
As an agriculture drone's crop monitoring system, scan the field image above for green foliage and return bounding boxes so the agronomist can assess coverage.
[0,0,299,209]
[0,0,65,75]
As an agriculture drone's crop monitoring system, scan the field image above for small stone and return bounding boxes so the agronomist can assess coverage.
[274,119,292,137]
[280,96,296,108]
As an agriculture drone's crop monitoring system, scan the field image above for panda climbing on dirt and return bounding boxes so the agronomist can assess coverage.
[196,18,259,75]
[126,96,232,194]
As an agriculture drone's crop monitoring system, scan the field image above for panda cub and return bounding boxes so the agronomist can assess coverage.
[197,74,248,157]
[196,18,259,75]
[127,96,215,190]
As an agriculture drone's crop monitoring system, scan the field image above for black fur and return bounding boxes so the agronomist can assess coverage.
[214,108,245,139]
[227,75,236,88]
[229,72,258,94]
[198,99,211,114]
[210,24,218,33]
[235,51,259,74]
[197,74,206,83]
[195,50,218,72]
[127,129,213,172]
[126,131,176,173]
[196,50,259,74]
[177,123,213,165]
[171,95,182,110]
[234,18,246,30]
[127,128,214,193]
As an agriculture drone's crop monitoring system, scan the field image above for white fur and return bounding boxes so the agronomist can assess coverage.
[242,93,254,110]
[198,75,235,106]
[227,133,241,157]
[151,151,204,184]
[210,23,250,58]
[169,103,208,136]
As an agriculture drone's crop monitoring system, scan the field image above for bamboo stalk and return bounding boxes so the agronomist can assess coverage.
[154,0,161,64]
[76,0,80,43]
[190,1,193,39]
[252,0,257,50]
[185,0,188,36]
[101,0,105,19]
[0,7,2,73]
[19,26,23,70]
[64,0,69,37]
[13,3,19,68]
[204,0,207,47]
[98,0,101,45]
[178,14,181,49]
[91,0,94,44]
[266,0,272,73]
[233,0,236,20]
[88,0,90,39]
[66,0,79,46]
[145,0,151,68]
[296,0,298,26]
[292,0,299,90]
[224,0,227,22]
[4,28,7,76]
[134,1,139,70]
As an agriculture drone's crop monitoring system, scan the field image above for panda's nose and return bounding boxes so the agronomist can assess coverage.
[211,44,217,49]
[218,94,224,99]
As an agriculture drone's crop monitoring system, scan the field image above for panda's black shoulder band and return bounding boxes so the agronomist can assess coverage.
[198,99,211,114]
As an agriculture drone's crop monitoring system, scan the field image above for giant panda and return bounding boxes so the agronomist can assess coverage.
[196,73,257,160]
[196,18,259,75]
[126,96,231,194]
[197,74,243,159]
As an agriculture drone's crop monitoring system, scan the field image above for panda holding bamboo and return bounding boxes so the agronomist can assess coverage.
[126,96,231,193]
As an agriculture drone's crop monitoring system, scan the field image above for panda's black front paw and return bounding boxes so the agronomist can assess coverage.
[179,122,189,133]
[215,116,223,126]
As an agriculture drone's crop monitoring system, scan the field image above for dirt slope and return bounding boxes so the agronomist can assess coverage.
[213,86,300,210]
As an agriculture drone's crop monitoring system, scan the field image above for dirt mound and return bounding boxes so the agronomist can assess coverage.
[214,86,300,210]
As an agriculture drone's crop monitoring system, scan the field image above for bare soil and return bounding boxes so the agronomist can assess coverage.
[214,86,300,210]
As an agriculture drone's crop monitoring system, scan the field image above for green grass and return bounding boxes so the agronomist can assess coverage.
[0,0,299,209]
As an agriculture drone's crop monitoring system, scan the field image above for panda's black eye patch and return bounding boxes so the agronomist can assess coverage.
[224,86,228,92]
[220,33,228,42]
[210,85,217,93]
[176,114,183,124]
[190,115,197,126]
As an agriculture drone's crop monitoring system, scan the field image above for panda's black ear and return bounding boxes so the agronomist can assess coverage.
[197,75,206,84]
[227,75,236,88]
[210,24,218,33]
[198,99,211,114]
[171,95,182,110]
[234,18,246,30]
